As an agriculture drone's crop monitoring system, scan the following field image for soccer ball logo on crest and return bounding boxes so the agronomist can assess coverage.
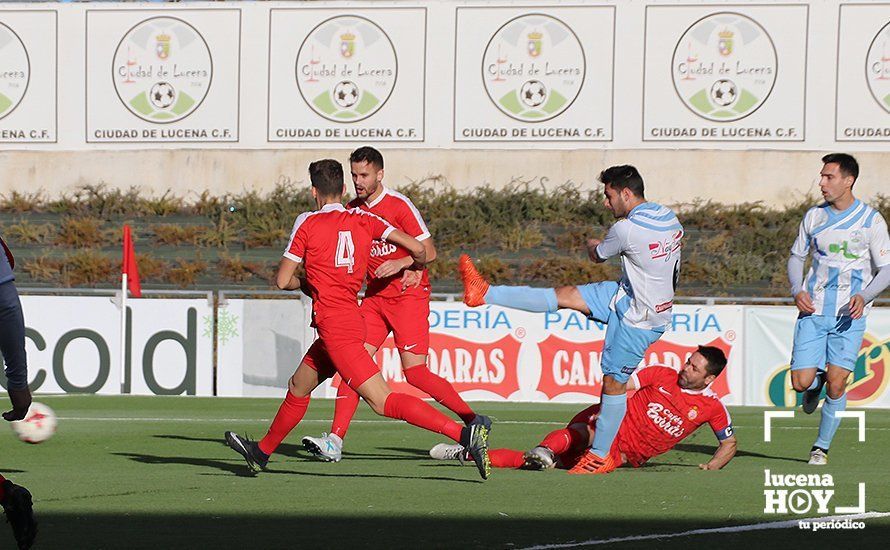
[520,80,547,107]
[150,82,176,109]
[710,79,737,107]
[333,80,359,108]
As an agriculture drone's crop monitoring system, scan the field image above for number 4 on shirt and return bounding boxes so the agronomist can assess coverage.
[336,231,355,273]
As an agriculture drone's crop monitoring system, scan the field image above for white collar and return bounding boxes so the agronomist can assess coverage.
[366,186,388,208]
[320,203,345,212]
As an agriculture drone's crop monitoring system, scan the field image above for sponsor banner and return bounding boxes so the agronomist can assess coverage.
[0,10,56,143]
[85,9,240,143]
[453,6,614,142]
[215,298,315,397]
[0,297,214,396]
[268,8,425,142]
[643,5,807,142]
[745,307,890,408]
[373,303,743,405]
[836,5,890,141]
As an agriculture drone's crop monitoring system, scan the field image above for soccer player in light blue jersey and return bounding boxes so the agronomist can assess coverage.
[460,165,682,474]
[788,153,890,465]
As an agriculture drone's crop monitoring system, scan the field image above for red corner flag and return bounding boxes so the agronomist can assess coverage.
[122,224,142,298]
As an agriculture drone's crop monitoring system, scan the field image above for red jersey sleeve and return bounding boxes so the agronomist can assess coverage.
[706,398,734,441]
[391,192,431,241]
[629,366,676,390]
[283,212,312,262]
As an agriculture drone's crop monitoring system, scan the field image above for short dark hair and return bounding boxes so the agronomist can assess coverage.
[309,159,344,198]
[349,146,384,170]
[821,153,859,182]
[697,345,727,378]
[598,165,645,198]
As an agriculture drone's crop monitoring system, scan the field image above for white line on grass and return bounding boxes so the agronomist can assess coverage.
[55,417,890,430]
[516,511,890,550]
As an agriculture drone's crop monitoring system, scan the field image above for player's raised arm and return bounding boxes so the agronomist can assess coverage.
[699,434,737,470]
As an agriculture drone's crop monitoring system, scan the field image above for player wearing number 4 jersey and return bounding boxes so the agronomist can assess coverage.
[431,346,736,473]
[460,165,682,474]
[224,159,491,480]
[302,147,483,463]
[787,154,890,466]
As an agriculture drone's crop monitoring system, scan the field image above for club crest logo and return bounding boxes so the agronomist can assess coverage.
[296,15,397,123]
[687,406,699,420]
[866,20,890,114]
[113,16,212,124]
[671,12,777,122]
[0,22,30,121]
[482,13,585,123]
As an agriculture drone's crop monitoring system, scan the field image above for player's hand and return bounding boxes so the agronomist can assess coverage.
[375,258,411,279]
[3,386,32,422]
[586,238,602,261]
[401,269,422,290]
[848,294,866,320]
[794,291,816,314]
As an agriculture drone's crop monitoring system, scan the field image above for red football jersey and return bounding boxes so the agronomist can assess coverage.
[616,366,733,467]
[284,203,393,320]
[348,187,431,298]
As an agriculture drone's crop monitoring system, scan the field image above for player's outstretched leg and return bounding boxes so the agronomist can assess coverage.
[403,363,477,425]
[459,255,558,312]
[0,476,37,550]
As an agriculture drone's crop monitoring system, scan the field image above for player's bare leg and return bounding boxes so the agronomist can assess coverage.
[791,366,826,415]
[226,362,320,472]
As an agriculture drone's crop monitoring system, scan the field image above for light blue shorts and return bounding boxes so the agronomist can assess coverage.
[577,281,665,383]
[790,314,866,372]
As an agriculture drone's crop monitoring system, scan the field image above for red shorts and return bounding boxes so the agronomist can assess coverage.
[303,316,379,389]
[361,292,430,355]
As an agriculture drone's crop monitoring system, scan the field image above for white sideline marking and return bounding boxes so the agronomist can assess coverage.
[516,512,890,550]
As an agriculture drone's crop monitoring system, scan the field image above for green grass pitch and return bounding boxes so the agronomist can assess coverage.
[2,396,888,548]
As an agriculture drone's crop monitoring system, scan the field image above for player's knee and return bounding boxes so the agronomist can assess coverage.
[789,372,813,393]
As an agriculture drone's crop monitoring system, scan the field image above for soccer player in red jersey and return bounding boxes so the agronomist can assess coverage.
[302,147,482,462]
[431,346,736,473]
[225,159,491,479]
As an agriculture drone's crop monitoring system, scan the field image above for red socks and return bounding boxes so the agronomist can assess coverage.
[490,449,525,469]
[331,381,360,439]
[540,428,588,456]
[0,474,6,501]
[404,364,476,424]
[383,392,463,442]
[258,392,310,455]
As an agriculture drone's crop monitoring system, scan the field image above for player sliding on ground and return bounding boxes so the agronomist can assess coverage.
[460,165,682,474]
[787,153,890,465]
[430,346,736,473]
[302,147,485,463]
[224,159,491,480]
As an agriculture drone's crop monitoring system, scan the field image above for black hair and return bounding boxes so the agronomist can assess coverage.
[697,345,728,378]
[821,153,859,183]
[349,146,384,170]
[308,159,344,198]
[598,165,645,198]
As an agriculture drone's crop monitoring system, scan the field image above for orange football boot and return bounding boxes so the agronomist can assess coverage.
[459,254,489,307]
[567,450,618,475]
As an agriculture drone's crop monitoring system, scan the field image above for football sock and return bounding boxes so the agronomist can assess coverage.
[258,392,310,456]
[490,449,525,469]
[806,373,822,391]
[383,392,463,442]
[404,363,476,424]
[330,381,360,439]
[591,393,627,457]
[814,392,847,450]
[484,286,558,312]
[540,428,587,455]
[0,475,6,502]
